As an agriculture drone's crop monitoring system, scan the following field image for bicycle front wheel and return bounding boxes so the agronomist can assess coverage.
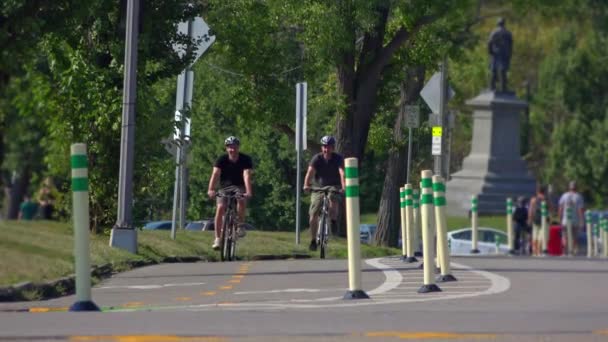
[221,214,232,262]
[319,214,327,259]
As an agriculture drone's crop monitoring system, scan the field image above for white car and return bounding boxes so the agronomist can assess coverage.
[448,227,510,255]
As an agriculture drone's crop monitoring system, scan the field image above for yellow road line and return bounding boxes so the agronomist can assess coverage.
[29,307,68,313]
[365,331,496,339]
[174,297,192,301]
[70,335,226,341]
[228,279,241,283]
[201,291,217,296]
[122,302,144,308]
[594,330,608,335]
[232,275,244,279]
[219,285,232,290]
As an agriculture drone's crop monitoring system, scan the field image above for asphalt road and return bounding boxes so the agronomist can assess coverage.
[1,254,607,341]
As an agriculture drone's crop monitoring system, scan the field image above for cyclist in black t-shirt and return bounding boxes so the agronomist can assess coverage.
[207,136,253,249]
[303,135,345,251]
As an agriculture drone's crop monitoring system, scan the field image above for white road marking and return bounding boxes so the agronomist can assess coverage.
[98,282,206,290]
[234,288,343,295]
[106,258,510,312]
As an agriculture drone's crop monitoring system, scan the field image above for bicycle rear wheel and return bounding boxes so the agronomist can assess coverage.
[221,213,232,262]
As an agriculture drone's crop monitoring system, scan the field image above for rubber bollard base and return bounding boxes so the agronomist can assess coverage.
[343,290,370,300]
[418,284,442,293]
[414,251,423,257]
[404,256,418,263]
[69,301,101,312]
[470,249,480,254]
[436,274,458,282]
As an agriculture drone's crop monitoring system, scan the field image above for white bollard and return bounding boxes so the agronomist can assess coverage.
[566,205,573,256]
[602,218,608,258]
[470,195,480,254]
[593,220,599,257]
[404,184,417,263]
[399,187,408,260]
[413,189,422,257]
[68,144,100,312]
[433,176,456,282]
[343,158,369,300]
[506,198,514,254]
[418,170,441,293]
[541,200,549,255]
[585,210,592,258]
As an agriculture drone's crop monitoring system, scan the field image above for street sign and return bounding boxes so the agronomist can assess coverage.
[174,17,216,65]
[403,105,420,128]
[296,82,307,151]
[420,71,455,114]
[432,126,442,156]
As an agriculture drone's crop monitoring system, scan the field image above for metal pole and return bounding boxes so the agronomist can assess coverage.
[110,0,139,253]
[433,60,447,177]
[406,127,413,184]
[170,151,181,240]
[296,141,302,245]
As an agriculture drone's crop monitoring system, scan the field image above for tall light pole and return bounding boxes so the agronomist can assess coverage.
[110,0,139,253]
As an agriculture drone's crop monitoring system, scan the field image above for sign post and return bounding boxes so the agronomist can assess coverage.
[404,105,420,184]
[295,82,307,245]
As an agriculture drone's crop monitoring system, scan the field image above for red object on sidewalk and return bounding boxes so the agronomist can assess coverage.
[547,225,562,256]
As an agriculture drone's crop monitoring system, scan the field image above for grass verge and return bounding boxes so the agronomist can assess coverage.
[0,220,400,288]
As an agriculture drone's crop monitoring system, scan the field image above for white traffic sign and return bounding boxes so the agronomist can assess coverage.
[420,71,455,114]
[174,17,216,65]
[403,105,420,128]
[296,82,307,151]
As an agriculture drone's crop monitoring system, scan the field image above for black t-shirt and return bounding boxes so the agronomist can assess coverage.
[214,153,253,188]
[310,152,344,187]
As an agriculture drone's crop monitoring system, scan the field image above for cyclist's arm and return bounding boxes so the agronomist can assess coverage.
[303,166,316,189]
[207,167,221,197]
[243,168,253,197]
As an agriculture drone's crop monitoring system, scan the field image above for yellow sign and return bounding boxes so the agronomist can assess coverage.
[432,126,442,137]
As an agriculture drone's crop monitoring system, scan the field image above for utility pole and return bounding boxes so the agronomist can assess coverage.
[110,0,139,253]
[433,59,448,179]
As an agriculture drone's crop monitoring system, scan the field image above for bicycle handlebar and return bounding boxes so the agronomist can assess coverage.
[308,186,343,195]
[216,192,246,199]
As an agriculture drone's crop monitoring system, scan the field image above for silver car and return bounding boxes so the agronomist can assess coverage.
[448,227,510,255]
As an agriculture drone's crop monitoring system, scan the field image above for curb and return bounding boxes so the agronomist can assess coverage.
[0,254,309,302]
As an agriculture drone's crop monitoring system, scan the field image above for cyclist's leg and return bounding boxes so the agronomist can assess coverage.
[328,187,342,236]
[309,192,322,250]
[213,198,227,248]
[236,194,247,238]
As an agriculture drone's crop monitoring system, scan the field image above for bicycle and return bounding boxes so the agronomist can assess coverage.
[216,189,245,262]
[309,186,342,259]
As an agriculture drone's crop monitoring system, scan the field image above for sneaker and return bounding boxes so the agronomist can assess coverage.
[212,237,221,250]
[237,223,247,238]
[309,239,317,251]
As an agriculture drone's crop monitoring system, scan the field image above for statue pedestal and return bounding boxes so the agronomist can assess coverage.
[446,90,536,216]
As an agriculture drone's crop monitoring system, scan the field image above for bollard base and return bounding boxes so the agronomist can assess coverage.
[436,274,458,283]
[343,290,370,300]
[508,249,516,255]
[414,251,423,257]
[69,300,101,312]
[403,256,418,263]
[418,284,442,293]
[470,249,480,254]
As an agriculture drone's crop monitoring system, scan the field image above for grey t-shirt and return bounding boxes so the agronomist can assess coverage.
[559,191,584,226]
[310,152,344,187]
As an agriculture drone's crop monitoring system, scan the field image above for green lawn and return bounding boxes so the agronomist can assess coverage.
[0,220,400,287]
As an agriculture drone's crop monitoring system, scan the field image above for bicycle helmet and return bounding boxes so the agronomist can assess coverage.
[320,135,336,146]
[224,136,240,146]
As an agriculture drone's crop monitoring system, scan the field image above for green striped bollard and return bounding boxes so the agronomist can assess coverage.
[585,210,592,258]
[593,219,599,257]
[343,158,369,300]
[399,187,407,260]
[470,195,480,254]
[541,201,548,254]
[506,198,514,254]
[404,184,417,263]
[418,170,441,293]
[68,144,100,312]
[603,218,608,258]
[566,206,573,256]
[433,176,456,282]
[413,189,422,257]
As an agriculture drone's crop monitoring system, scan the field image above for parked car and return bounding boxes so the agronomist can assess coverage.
[360,224,377,244]
[142,220,173,230]
[448,227,510,255]
[185,220,214,231]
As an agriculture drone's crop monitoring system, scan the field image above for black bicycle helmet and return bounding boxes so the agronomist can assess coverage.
[320,135,336,146]
[224,136,240,146]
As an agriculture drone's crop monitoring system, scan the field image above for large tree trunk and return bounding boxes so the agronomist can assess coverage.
[6,167,32,219]
[375,67,425,247]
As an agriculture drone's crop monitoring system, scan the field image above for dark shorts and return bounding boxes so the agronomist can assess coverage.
[216,186,246,206]
[309,186,342,217]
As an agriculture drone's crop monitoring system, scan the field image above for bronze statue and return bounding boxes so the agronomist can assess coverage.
[488,18,513,92]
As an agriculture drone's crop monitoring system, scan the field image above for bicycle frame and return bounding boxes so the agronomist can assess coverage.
[311,187,341,259]
[217,191,242,261]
